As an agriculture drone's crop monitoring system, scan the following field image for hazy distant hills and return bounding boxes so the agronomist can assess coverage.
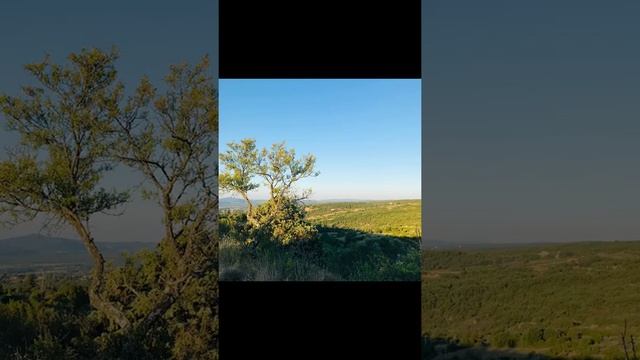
[421,239,640,250]
[422,239,548,250]
[0,234,154,273]
[219,197,265,210]
[219,197,387,210]
[421,239,498,250]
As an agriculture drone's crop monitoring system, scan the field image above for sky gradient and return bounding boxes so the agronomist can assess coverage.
[0,0,217,242]
[423,0,640,244]
[220,79,421,201]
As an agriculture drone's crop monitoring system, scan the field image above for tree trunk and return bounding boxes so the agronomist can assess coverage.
[66,211,131,330]
[240,192,259,226]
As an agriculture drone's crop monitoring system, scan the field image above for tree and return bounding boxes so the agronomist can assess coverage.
[110,55,219,350]
[220,138,319,208]
[0,48,130,329]
[0,49,219,357]
[220,139,320,246]
[219,138,260,216]
[256,141,319,203]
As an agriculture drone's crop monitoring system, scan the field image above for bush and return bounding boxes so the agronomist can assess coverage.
[252,197,318,245]
[220,211,253,244]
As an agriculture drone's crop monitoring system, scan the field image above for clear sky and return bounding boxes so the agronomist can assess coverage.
[424,0,640,244]
[220,79,421,200]
[0,0,217,242]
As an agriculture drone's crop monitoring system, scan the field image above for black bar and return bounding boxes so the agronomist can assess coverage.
[219,281,422,359]
[219,0,421,78]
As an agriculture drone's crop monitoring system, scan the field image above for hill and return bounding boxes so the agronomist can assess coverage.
[422,241,640,359]
[0,234,154,274]
[421,239,570,250]
[220,199,421,281]
[306,199,421,238]
[219,197,266,210]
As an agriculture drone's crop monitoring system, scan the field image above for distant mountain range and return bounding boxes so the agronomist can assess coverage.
[0,234,154,273]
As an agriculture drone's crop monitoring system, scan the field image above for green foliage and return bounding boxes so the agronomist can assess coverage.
[0,48,218,358]
[219,139,338,280]
[0,47,128,225]
[317,226,420,281]
[255,141,319,200]
[423,242,640,359]
[306,200,421,237]
[110,54,219,344]
[0,260,218,359]
[0,46,134,330]
[219,139,260,199]
[252,197,318,245]
[349,246,421,281]
[220,200,421,281]
[0,276,94,359]
[219,234,334,281]
[220,138,319,211]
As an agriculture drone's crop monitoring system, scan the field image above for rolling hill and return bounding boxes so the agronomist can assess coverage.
[423,241,640,359]
[220,199,422,281]
[0,234,154,274]
[306,199,421,238]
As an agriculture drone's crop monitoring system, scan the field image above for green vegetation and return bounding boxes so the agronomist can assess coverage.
[0,48,218,358]
[220,206,421,281]
[422,241,640,359]
[219,138,420,281]
[0,272,216,359]
[306,200,421,238]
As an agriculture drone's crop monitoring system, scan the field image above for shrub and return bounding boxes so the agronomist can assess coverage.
[252,197,318,246]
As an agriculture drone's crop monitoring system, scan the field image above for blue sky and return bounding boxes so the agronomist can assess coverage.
[220,79,421,200]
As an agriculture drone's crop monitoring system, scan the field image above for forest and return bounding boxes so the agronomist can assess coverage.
[422,241,640,360]
[0,48,218,359]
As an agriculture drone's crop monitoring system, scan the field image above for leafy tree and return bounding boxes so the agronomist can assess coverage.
[219,138,260,216]
[0,48,219,358]
[256,141,319,203]
[220,139,318,205]
[0,48,130,329]
[219,140,320,249]
[109,55,219,355]
[220,139,318,232]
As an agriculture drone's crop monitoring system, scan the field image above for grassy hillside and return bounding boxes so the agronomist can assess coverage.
[220,200,421,281]
[306,199,421,237]
[422,241,640,359]
[308,200,421,280]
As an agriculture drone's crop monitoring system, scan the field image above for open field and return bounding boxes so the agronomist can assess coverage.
[422,241,640,359]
